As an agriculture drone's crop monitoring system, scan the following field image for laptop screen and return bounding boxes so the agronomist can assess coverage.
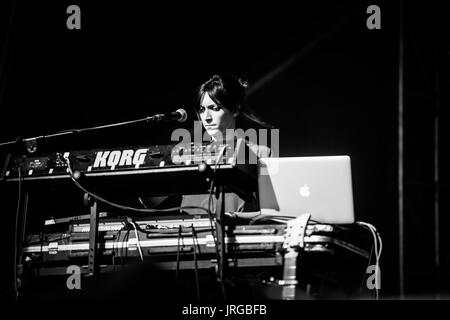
[258,156,355,224]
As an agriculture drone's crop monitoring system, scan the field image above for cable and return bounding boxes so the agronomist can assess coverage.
[207,179,220,268]
[356,221,382,300]
[201,144,228,284]
[212,145,228,299]
[364,224,379,299]
[138,197,149,209]
[72,176,209,214]
[364,223,382,266]
[132,221,213,236]
[63,156,210,215]
[175,225,182,281]
[112,222,126,269]
[123,229,131,262]
[191,224,201,301]
[206,145,228,279]
[129,220,144,262]
[13,165,22,300]
[64,146,230,297]
[359,244,375,295]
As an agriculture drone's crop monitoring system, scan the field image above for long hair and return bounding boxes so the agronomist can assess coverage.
[194,73,273,129]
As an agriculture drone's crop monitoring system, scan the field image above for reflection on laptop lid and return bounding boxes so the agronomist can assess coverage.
[258,156,355,224]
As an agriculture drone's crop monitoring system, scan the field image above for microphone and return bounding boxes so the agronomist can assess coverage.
[152,108,188,123]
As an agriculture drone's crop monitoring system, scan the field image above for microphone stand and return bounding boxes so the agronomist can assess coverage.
[0,114,163,154]
[0,113,172,299]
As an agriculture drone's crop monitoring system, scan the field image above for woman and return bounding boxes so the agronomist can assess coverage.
[181,73,273,216]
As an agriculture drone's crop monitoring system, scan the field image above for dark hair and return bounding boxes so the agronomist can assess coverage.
[195,73,273,129]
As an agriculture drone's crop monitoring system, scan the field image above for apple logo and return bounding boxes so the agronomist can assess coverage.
[299,184,310,197]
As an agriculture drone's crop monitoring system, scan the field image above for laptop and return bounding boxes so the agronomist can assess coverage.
[257,156,355,224]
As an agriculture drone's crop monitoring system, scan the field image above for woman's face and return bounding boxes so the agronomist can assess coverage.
[199,92,237,139]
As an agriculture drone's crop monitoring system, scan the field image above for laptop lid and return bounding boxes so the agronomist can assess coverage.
[258,156,355,224]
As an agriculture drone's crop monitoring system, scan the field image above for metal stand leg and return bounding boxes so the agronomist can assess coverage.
[16,192,29,299]
[198,163,228,299]
[281,251,299,299]
[281,213,311,300]
[84,193,99,276]
[215,184,227,300]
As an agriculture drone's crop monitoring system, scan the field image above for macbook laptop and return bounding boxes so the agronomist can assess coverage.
[258,156,355,224]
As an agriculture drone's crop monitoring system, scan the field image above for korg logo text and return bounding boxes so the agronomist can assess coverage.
[93,149,148,170]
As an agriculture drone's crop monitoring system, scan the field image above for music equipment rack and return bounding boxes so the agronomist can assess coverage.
[3,140,260,299]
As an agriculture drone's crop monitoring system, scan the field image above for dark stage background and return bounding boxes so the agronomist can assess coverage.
[0,1,448,299]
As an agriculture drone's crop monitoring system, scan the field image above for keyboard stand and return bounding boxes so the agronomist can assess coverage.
[84,193,100,276]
